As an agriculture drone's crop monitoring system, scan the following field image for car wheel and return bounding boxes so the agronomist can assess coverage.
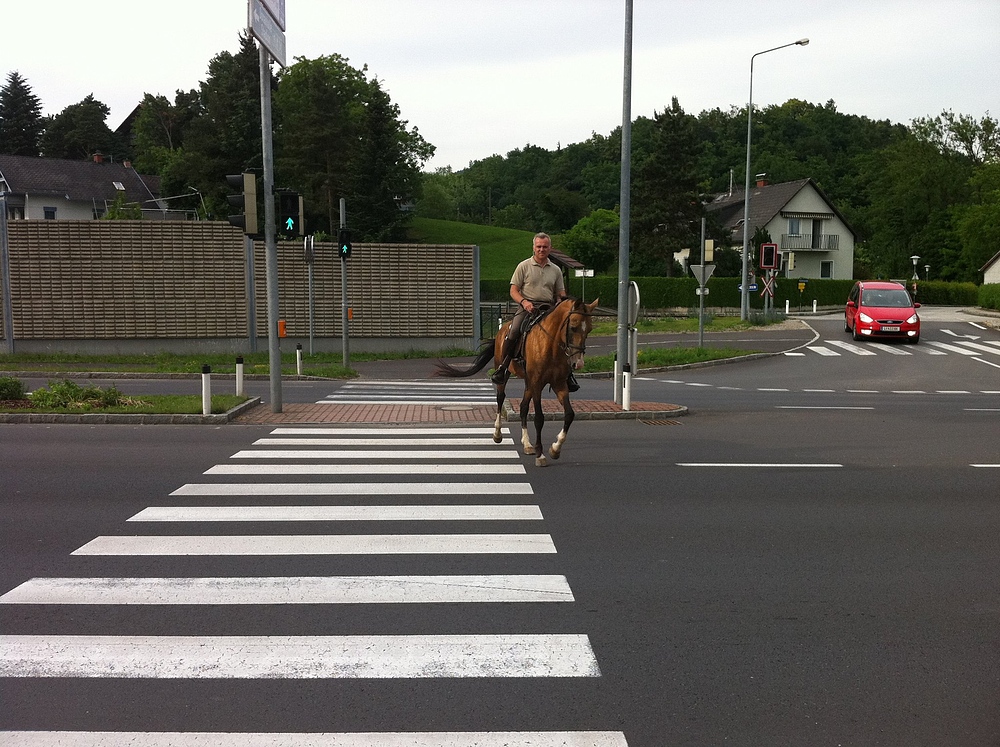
[909,336,919,344]
[845,317,851,333]
[852,323,862,341]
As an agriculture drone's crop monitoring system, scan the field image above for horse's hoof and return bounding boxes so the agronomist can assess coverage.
[535,455,548,467]
[493,435,503,444]
[524,445,536,455]
[549,447,561,460]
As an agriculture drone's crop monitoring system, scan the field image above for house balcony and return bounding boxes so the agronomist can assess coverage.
[781,234,840,251]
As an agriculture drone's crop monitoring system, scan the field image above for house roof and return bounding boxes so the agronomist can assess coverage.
[981,249,1000,273]
[548,247,585,270]
[705,177,857,241]
[0,153,161,208]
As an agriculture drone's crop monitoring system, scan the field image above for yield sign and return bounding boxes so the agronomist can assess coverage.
[760,273,776,298]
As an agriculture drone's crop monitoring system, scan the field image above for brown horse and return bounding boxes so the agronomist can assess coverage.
[435,297,599,466]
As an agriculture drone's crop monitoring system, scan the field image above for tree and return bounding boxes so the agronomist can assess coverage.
[129,91,200,175]
[953,163,1000,278]
[274,54,432,239]
[631,98,703,276]
[0,71,45,156]
[561,209,619,272]
[39,94,121,160]
[912,110,999,166]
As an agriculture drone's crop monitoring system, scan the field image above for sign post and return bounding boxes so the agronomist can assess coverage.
[689,263,716,348]
[574,268,594,301]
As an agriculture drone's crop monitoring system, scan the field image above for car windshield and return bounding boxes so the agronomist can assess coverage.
[861,289,912,308]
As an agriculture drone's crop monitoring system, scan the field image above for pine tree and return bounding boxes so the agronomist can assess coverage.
[0,71,45,156]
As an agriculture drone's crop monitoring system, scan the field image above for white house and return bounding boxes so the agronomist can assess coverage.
[981,250,1000,285]
[706,177,857,280]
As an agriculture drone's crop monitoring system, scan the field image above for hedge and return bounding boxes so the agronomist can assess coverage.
[980,284,1000,311]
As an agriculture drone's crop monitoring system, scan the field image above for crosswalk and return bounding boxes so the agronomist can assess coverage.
[318,380,497,405]
[790,338,1000,357]
[1,426,625,745]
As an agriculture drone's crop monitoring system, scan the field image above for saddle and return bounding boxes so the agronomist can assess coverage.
[512,301,554,364]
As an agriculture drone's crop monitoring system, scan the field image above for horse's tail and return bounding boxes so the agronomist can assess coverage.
[433,339,495,378]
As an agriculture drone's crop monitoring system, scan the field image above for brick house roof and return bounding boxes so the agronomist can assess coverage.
[0,153,161,208]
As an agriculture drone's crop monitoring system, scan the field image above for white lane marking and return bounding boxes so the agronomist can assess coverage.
[955,341,1000,356]
[803,389,835,392]
[757,388,789,392]
[339,381,496,389]
[684,382,713,387]
[936,390,971,394]
[925,341,979,355]
[254,438,505,446]
[0,634,599,678]
[973,357,1000,370]
[966,408,1000,412]
[128,505,544,522]
[776,406,875,410]
[71,534,557,556]
[972,464,1000,467]
[865,343,912,355]
[969,322,989,330]
[269,428,509,435]
[170,482,533,496]
[942,329,980,340]
[824,340,876,356]
[783,352,806,356]
[206,463,526,475]
[0,575,574,605]
[890,390,926,394]
[846,389,879,393]
[230,450,520,460]
[806,346,840,356]
[677,463,842,468]
[0,732,630,746]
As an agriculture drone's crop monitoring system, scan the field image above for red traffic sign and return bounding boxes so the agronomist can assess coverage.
[759,242,779,270]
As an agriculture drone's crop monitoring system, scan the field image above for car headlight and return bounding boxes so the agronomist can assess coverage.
[858,312,874,323]
[906,314,918,324]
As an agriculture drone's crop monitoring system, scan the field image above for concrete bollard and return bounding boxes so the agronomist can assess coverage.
[296,343,303,376]
[622,363,632,411]
[813,299,818,313]
[785,299,790,314]
[235,356,244,396]
[201,364,211,416]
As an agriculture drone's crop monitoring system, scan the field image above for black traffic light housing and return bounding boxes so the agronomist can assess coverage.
[759,242,779,270]
[338,228,352,258]
[225,173,258,235]
[277,191,304,239]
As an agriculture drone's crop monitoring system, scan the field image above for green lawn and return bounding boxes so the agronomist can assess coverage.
[407,217,536,280]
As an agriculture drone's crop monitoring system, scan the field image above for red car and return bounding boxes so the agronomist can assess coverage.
[845,281,920,343]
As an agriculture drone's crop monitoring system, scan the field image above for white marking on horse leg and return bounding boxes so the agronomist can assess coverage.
[549,428,567,459]
[521,428,535,455]
[535,454,549,467]
[493,412,503,444]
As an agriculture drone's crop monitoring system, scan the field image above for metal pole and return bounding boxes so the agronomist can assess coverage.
[307,236,315,355]
[698,217,706,348]
[741,39,809,322]
[260,45,282,412]
[245,234,257,353]
[615,0,633,405]
[0,193,14,354]
[340,197,349,367]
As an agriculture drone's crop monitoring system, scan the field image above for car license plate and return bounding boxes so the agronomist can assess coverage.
[880,326,900,332]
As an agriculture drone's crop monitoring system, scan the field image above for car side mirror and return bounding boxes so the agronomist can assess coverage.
[846,300,856,308]
[913,302,921,308]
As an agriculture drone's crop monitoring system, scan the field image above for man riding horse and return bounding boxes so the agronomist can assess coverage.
[492,232,580,392]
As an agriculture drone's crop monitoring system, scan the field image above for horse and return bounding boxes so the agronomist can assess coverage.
[435,297,599,467]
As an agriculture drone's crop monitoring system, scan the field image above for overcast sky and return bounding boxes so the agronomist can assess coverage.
[7,0,999,172]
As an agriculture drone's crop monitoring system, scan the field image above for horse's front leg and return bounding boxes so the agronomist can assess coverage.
[493,379,507,444]
[549,386,575,460]
[519,389,534,455]
[531,389,547,467]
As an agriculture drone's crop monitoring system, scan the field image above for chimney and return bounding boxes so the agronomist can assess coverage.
[755,173,768,188]
[123,160,132,169]
[92,152,104,164]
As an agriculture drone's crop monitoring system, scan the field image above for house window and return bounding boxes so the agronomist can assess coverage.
[812,218,824,249]
[788,217,801,236]
[820,260,834,279]
[43,207,57,220]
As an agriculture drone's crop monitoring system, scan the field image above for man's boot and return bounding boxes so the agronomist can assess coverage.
[491,337,516,384]
[567,371,581,392]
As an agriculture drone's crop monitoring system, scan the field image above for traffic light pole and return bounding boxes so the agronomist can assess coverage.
[259,45,282,413]
[340,197,349,367]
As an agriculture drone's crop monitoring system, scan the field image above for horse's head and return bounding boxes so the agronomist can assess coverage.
[564,298,599,370]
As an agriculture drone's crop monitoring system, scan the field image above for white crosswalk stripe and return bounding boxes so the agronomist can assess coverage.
[791,338,1000,357]
[318,380,496,405]
[1,424,622,742]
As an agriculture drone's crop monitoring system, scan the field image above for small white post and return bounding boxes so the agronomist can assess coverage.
[296,343,303,376]
[785,299,790,314]
[235,356,244,396]
[201,365,211,416]
[622,364,632,411]
[812,299,818,313]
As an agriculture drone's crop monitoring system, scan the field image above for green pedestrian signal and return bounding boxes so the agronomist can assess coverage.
[338,228,352,259]
[277,191,304,239]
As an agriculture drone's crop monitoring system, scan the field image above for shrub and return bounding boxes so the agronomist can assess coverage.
[28,380,129,410]
[0,376,26,400]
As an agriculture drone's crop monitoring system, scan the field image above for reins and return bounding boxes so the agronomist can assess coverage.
[528,299,592,359]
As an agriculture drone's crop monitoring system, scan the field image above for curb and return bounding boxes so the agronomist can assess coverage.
[0,397,262,425]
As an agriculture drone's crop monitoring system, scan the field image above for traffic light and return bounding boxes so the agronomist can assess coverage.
[277,191,304,239]
[338,228,352,258]
[760,242,778,269]
[225,173,257,235]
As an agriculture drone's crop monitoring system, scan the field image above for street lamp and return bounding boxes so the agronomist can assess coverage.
[910,254,921,280]
[741,37,809,321]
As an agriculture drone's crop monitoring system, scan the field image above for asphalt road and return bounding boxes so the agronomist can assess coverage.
[2,307,999,745]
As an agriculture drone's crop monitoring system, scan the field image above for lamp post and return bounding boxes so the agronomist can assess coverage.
[741,37,809,321]
[925,264,931,279]
[910,254,921,280]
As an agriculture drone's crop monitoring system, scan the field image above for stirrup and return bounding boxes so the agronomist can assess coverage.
[567,372,580,392]
[490,366,509,384]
